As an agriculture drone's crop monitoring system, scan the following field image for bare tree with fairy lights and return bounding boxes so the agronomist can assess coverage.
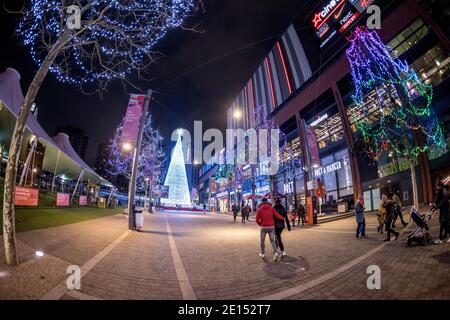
[3,0,199,266]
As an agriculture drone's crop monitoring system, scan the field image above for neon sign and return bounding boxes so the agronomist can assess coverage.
[310,0,379,48]
[312,0,346,30]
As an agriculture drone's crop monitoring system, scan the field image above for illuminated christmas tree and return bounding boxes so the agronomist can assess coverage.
[345,27,446,207]
[161,129,191,207]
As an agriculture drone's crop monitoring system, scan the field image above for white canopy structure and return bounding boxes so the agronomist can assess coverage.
[0,67,114,188]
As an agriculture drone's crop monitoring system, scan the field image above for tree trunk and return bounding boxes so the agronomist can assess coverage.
[2,32,70,265]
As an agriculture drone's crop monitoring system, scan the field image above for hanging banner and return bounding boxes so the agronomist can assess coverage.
[120,94,145,143]
[209,177,216,194]
[79,195,87,206]
[306,126,321,167]
[56,193,70,206]
[14,186,39,206]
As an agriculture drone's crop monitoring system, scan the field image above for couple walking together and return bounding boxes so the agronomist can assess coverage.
[256,198,291,261]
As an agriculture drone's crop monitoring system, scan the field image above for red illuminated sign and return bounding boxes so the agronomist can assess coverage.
[312,0,346,30]
[310,0,378,48]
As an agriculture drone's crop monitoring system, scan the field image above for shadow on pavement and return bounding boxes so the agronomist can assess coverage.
[262,255,310,279]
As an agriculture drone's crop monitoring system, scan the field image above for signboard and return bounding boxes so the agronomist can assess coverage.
[216,191,229,198]
[255,184,270,195]
[209,177,216,194]
[98,197,106,208]
[310,0,377,48]
[56,193,70,206]
[191,188,198,199]
[120,94,145,143]
[284,181,294,194]
[14,186,39,206]
[160,185,169,198]
[314,160,343,177]
[79,195,87,206]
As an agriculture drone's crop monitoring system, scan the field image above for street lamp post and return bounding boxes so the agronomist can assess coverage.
[144,177,150,210]
[128,89,153,230]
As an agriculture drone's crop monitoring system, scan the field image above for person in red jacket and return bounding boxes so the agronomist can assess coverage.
[256,198,285,261]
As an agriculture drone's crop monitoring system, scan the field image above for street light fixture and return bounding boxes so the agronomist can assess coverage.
[233,109,242,119]
[122,142,132,152]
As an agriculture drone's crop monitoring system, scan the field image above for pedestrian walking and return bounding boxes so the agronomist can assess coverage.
[384,193,400,241]
[392,190,408,228]
[246,204,251,221]
[297,202,306,226]
[377,194,387,234]
[433,185,450,244]
[241,203,248,224]
[232,203,240,222]
[289,205,298,227]
[355,194,367,239]
[256,198,284,261]
[273,199,291,257]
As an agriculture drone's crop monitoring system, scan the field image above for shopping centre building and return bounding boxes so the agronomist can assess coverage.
[198,0,450,216]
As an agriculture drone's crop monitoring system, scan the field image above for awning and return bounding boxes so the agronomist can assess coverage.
[0,68,114,188]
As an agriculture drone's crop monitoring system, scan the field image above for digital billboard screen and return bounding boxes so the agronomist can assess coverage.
[310,0,377,48]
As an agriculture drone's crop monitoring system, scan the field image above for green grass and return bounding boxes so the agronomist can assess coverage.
[0,207,123,234]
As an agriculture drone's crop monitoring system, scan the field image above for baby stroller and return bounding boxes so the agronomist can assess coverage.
[406,207,434,246]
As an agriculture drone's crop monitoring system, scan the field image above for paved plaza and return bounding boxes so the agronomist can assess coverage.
[1,209,449,300]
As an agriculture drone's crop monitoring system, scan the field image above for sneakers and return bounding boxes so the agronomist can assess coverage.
[273,252,280,261]
[281,251,287,257]
[258,253,265,258]
[434,240,442,244]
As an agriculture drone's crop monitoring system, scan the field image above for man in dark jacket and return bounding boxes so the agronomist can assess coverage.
[232,203,240,222]
[384,193,400,241]
[256,198,285,261]
[433,185,450,243]
[273,199,291,257]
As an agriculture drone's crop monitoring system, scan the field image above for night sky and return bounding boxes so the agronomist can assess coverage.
[0,1,306,166]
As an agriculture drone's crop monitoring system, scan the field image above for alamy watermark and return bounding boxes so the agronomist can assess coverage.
[366,265,381,290]
[66,265,81,290]
[171,122,280,175]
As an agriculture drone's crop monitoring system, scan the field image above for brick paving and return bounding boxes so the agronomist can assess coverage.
[1,208,449,300]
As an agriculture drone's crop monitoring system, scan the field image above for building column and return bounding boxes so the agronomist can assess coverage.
[294,113,309,199]
[331,82,362,203]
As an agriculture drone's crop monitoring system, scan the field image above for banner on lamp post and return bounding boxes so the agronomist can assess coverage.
[120,94,146,143]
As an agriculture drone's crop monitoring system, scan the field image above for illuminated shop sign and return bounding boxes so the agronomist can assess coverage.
[314,160,342,177]
[255,185,270,195]
[216,191,228,198]
[310,114,328,127]
[310,0,377,48]
[284,181,294,194]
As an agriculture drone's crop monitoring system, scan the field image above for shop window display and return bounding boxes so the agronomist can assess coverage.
[313,149,354,213]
